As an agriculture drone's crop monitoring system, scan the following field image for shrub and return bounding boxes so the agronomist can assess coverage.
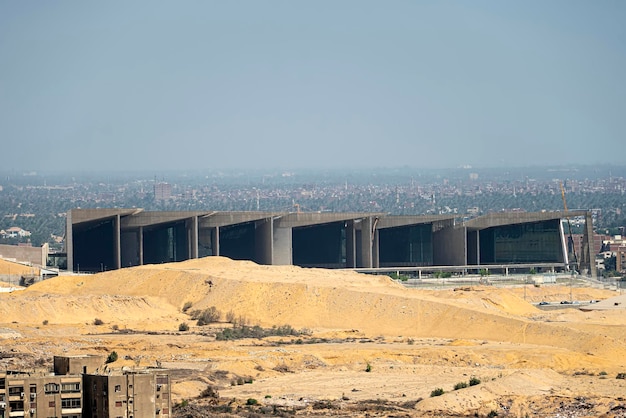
[365,362,372,373]
[199,385,219,398]
[430,388,444,397]
[42,320,49,325]
[182,301,193,313]
[111,324,119,331]
[453,381,468,390]
[469,376,481,386]
[388,272,409,281]
[616,373,626,380]
[226,310,236,323]
[93,318,104,326]
[599,371,608,376]
[178,322,189,332]
[106,351,118,364]
[190,307,221,326]
[487,410,498,418]
[246,398,258,406]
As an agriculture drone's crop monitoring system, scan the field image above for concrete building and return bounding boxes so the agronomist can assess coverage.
[65,208,596,278]
[83,371,171,418]
[0,356,170,418]
[0,356,101,418]
[153,183,171,201]
[0,243,49,267]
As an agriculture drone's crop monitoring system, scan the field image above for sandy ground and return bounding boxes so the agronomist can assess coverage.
[1,256,626,417]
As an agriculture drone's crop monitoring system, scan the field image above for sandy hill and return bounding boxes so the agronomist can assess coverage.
[0,256,622,369]
[0,257,39,276]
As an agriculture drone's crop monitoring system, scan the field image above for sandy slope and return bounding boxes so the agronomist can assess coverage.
[0,257,39,276]
[1,256,625,417]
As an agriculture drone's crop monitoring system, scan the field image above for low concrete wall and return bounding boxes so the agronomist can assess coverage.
[0,243,48,266]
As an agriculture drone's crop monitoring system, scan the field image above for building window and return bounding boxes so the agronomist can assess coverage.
[61,398,81,408]
[61,383,80,393]
[115,401,122,407]
[162,407,169,415]
[0,378,5,389]
[114,385,121,392]
[156,376,168,385]
[45,383,60,394]
[8,386,24,396]
[9,401,24,411]
[49,401,56,408]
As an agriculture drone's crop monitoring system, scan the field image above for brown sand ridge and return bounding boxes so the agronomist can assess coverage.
[2,256,626,417]
[0,257,40,277]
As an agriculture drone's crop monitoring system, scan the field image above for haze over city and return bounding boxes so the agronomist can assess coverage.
[1,1,624,172]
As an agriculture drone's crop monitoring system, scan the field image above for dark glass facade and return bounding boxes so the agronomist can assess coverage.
[479,219,563,264]
[379,224,433,266]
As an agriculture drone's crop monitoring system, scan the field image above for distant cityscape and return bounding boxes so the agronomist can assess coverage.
[1,165,625,253]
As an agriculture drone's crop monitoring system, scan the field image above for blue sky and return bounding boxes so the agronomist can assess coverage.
[1,1,624,172]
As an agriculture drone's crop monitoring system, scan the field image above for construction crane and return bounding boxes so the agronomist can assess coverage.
[560,181,579,273]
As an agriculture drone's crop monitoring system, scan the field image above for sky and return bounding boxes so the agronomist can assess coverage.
[1,1,625,172]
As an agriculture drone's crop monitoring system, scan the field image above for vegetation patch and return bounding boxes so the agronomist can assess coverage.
[215,324,307,341]
[430,388,445,397]
[189,307,221,326]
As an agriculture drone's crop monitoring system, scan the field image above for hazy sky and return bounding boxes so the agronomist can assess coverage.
[1,1,624,172]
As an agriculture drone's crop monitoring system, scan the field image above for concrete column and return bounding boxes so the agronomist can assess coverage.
[138,226,144,266]
[66,210,74,272]
[582,212,597,279]
[346,220,356,268]
[114,214,121,269]
[212,227,220,256]
[255,218,273,265]
[373,228,380,268]
[360,217,373,268]
[273,225,293,265]
[559,220,569,268]
[190,216,199,259]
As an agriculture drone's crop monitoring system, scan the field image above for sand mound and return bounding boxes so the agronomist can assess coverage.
[1,256,624,368]
[415,369,566,416]
[0,258,39,276]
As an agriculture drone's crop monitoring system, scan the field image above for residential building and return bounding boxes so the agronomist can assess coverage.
[0,356,170,418]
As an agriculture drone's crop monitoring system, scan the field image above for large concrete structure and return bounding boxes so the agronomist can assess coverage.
[0,355,170,418]
[66,209,596,278]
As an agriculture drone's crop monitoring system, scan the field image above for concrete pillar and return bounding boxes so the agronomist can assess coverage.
[373,228,380,268]
[255,218,273,265]
[66,210,73,272]
[273,225,293,265]
[346,220,356,268]
[212,227,220,256]
[581,212,597,279]
[190,216,199,259]
[559,219,569,268]
[138,226,144,266]
[114,214,121,270]
[360,217,373,268]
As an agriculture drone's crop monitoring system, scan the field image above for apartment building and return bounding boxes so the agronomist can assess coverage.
[83,371,171,418]
[0,370,83,418]
[0,356,170,418]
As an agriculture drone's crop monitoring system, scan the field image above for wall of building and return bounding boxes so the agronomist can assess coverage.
[433,226,467,266]
[0,243,48,267]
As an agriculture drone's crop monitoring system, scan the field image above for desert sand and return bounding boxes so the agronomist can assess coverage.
[1,256,625,417]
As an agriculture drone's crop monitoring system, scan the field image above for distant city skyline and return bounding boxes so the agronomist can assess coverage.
[1,1,624,172]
